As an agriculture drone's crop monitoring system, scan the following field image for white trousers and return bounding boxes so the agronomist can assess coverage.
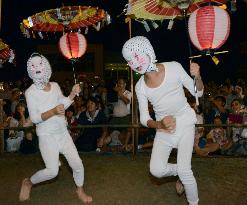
[150,110,199,205]
[30,130,84,187]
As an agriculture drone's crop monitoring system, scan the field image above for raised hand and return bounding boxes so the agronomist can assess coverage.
[72,84,81,95]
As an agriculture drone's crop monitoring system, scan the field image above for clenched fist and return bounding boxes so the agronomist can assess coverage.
[159,115,176,133]
[54,104,65,116]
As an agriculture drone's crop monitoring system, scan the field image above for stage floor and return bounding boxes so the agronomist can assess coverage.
[0,153,246,205]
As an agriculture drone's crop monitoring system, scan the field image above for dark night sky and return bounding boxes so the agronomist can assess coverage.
[0,0,247,82]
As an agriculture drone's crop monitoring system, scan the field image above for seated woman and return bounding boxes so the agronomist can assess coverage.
[75,97,109,152]
[6,102,33,152]
[224,99,247,156]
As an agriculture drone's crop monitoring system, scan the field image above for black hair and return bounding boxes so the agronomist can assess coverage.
[231,98,241,106]
[14,102,29,120]
[87,96,99,106]
[215,96,226,106]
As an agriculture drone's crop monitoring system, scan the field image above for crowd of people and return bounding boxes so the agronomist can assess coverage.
[191,79,247,157]
[0,76,133,154]
[0,72,247,157]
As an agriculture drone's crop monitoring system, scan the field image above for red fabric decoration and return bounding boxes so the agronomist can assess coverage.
[188,5,230,51]
[59,33,87,59]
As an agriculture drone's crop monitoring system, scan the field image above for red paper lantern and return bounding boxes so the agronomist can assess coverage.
[59,32,87,59]
[188,6,230,52]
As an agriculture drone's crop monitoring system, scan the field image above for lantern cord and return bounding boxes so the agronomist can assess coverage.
[183,9,199,106]
[67,33,77,85]
[71,60,77,84]
[183,10,193,62]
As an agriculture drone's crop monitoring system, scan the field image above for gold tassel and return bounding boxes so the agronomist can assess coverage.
[212,56,220,65]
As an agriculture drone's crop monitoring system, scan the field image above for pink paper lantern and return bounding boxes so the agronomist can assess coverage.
[188,5,230,52]
[59,32,87,59]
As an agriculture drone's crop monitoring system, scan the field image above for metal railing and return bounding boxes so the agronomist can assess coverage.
[1,124,247,157]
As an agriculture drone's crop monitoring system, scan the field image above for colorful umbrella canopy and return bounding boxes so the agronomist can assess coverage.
[20,6,111,38]
[127,0,227,20]
[0,39,15,65]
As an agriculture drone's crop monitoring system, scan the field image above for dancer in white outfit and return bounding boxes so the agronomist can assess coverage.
[19,53,92,204]
[122,36,204,205]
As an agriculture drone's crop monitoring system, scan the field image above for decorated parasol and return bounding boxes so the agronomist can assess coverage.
[128,0,227,19]
[0,39,15,66]
[126,0,227,30]
[20,5,111,39]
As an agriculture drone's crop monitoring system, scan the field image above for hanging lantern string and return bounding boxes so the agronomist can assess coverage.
[71,60,77,85]
[182,8,199,106]
[66,34,77,84]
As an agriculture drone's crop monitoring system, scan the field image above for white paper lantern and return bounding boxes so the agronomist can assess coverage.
[59,32,87,59]
[188,6,230,51]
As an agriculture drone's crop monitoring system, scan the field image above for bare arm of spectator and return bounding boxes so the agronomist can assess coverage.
[97,127,109,148]
[118,92,130,105]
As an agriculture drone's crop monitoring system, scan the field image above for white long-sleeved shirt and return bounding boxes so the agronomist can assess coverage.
[25,82,73,135]
[113,90,132,117]
[135,61,203,127]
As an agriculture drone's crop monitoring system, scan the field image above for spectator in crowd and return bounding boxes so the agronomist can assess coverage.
[219,83,236,110]
[6,102,33,152]
[10,88,21,114]
[0,99,12,151]
[224,99,247,156]
[228,99,247,142]
[61,79,73,96]
[75,97,109,152]
[234,85,245,101]
[236,78,246,91]
[65,105,79,142]
[205,95,229,124]
[96,82,108,106]
[73,95,86,119]
[109,78,132,151]
[194,116,229,156]
[81,81,91,101]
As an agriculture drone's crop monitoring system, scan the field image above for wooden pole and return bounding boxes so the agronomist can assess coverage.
[127,17,138,158]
